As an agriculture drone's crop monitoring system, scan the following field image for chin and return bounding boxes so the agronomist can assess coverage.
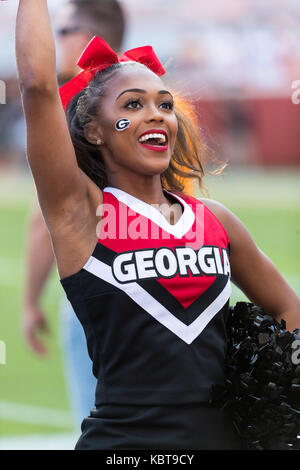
[140,157,170,177]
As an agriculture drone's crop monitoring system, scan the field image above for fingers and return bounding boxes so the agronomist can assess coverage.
[26,326,48,356]
[22,307,51,357]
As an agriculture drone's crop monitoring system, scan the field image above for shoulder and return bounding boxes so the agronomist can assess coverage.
[177,192,250,244]
[178,192,235,235]
[198,197,228,218]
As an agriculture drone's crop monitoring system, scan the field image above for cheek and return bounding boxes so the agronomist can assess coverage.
[172,115,179,135]
[100,106,127,134]
[104,125,134,153]
[114,118,132,132]
[169,117,178,147]
[104,117,136,145]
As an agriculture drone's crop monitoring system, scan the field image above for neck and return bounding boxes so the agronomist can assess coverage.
[106,175,169,207]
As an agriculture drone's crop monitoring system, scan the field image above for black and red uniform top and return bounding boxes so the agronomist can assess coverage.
[60,187,232,407]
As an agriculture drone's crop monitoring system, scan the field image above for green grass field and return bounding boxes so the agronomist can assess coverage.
[0,168,300,440]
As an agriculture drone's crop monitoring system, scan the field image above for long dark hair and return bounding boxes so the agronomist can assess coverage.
[66,61,217,193]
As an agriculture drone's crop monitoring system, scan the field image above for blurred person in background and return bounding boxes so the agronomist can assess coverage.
[0,78,25,169]
[217,88,257,166]
[21,0,125,431]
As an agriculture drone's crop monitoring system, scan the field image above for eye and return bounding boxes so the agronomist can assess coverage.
[124,99,142,109]
[160,101,174,110]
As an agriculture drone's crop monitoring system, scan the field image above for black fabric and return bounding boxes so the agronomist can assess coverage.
[61,267,229,406]
[75,403,243,450]
[86,290,229,406]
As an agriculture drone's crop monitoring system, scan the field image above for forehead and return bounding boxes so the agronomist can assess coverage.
[54,4,92,30]
[106,65,168,99]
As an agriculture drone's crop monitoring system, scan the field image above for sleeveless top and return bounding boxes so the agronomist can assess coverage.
[60,187,232,407]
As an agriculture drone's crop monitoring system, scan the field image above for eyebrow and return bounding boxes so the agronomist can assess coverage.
[116,88,173,100]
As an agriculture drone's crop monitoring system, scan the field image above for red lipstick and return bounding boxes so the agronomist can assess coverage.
[138,129,168,152]
[139,143,168,152]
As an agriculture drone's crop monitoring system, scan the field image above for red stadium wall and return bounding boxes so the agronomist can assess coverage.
[195,97,300,166]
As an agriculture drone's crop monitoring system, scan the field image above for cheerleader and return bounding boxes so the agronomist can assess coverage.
[14,0,300,450]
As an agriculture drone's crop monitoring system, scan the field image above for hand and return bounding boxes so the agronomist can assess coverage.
[22,304,51,356]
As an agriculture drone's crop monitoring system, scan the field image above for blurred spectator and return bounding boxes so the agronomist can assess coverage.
[55,0,125,85]
[0,78,25,169]
[218,94,258,166]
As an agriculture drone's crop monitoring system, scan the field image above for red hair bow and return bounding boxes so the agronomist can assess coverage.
[59,36,166,110]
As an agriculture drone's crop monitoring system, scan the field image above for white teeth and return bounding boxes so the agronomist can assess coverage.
[138,133,167,144]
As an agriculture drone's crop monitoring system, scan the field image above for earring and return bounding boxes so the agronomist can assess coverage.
[96,138,103,145]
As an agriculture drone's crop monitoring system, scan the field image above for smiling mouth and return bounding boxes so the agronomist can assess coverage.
[138,132,168,152]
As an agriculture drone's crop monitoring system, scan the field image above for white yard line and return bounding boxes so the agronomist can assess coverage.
[0,401,74,429]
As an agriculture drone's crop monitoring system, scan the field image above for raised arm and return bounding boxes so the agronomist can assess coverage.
[16,0,88,230]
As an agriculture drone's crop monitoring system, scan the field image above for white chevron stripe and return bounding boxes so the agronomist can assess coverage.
[103,187,196,238]
[83,256,231,345]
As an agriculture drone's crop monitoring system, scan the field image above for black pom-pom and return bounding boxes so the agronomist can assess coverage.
[211,302,300,450]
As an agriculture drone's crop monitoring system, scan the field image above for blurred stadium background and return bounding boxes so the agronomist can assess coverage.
[0,0,299,449]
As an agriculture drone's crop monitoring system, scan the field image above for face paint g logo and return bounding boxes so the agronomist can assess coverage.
[115,118,130,131]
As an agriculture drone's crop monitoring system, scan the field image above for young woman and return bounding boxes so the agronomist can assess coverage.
[15,0,300,450]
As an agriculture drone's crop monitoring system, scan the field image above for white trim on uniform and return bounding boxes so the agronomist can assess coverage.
[103,187,195,238]
[83,256,231,345]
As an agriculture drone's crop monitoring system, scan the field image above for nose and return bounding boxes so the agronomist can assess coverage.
[145,103,164,123]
